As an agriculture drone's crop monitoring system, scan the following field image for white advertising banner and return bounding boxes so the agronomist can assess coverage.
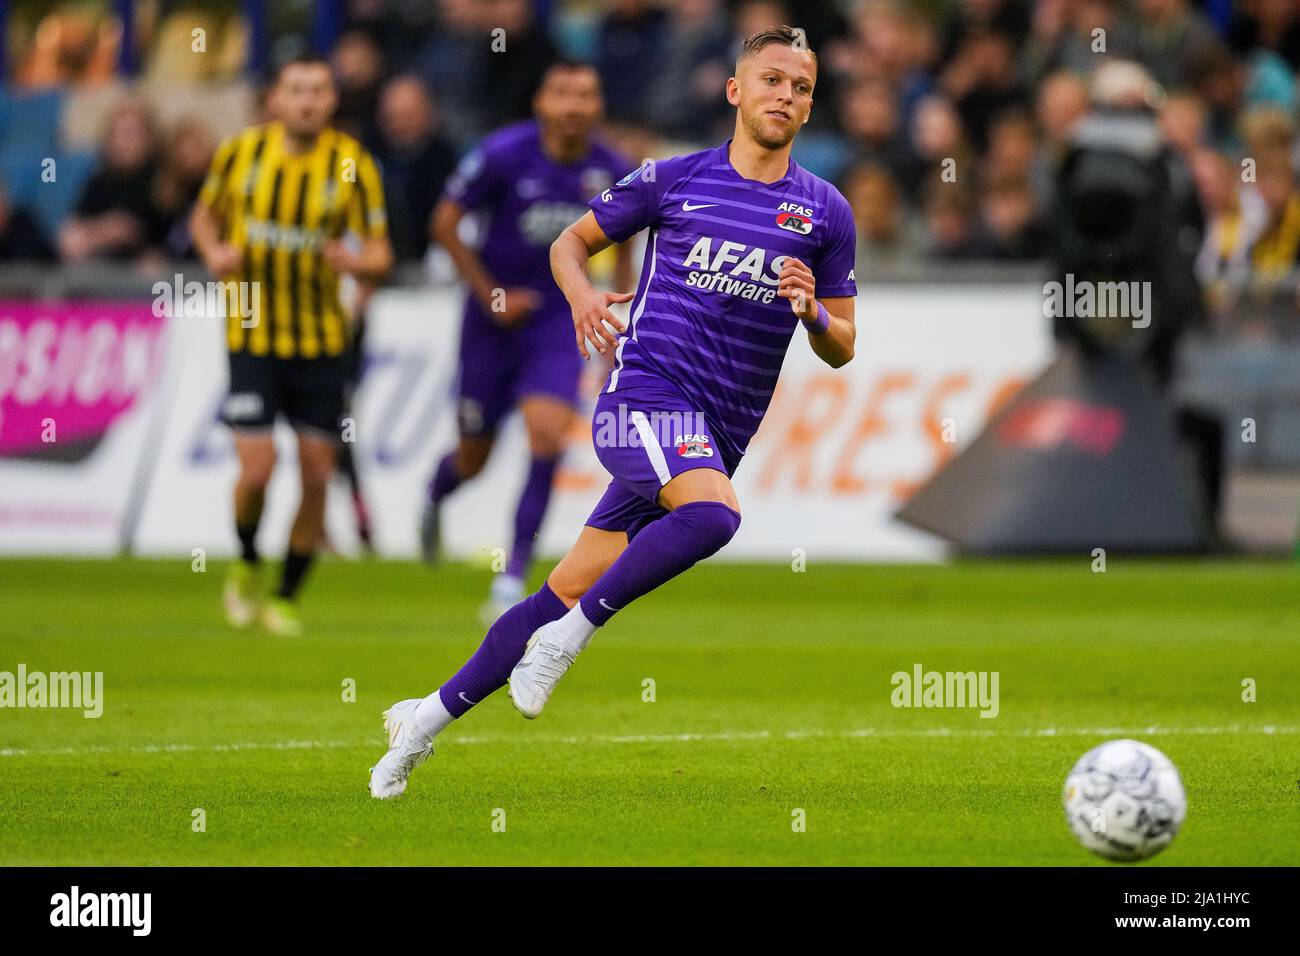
[129,283,1052,563]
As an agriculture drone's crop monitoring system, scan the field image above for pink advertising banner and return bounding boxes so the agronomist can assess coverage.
[0,300,168,461]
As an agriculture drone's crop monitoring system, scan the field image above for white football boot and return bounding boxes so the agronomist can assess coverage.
[508,622,578,719]
[368,698,433,799]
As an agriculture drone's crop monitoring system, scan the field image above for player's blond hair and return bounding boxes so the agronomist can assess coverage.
[737,25,817,70]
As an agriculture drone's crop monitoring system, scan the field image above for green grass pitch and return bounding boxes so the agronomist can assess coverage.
[1,556,1297,866]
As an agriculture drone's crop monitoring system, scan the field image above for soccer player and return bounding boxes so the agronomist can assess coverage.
[191,54,394,636]
[418,60,632,621]
[371,27,856,797]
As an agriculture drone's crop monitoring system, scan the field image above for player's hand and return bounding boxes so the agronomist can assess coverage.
[776,256,818,322]
[485,287,542,327]
[570,289,632,359]
[322,240,356,275]
[205,242,242,278]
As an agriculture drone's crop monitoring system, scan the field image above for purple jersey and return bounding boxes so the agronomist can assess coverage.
[589,140,857,463]
[446,120,630,314]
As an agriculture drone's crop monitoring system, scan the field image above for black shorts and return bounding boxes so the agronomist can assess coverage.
[222,351,347,438]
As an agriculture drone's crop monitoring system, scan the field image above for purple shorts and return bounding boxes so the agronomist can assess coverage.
[456,299,582,437]
[584,375,734,540]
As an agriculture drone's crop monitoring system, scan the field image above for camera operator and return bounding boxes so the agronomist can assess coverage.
[1048,60,1225,543]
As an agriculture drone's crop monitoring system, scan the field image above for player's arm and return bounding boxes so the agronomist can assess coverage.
[190,201,240,277]
[551,210,634,359]
[777,256,855,368]
[325,152,394,284]
[429,196,538,324]
[190,135,241,277]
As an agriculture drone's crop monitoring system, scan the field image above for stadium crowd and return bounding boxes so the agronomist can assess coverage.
[0,0,1298,317]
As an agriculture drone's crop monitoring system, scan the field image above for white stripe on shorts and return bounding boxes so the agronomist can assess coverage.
[629,410,671,486]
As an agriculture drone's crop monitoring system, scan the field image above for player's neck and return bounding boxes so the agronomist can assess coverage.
[539,126,587,165]
[280,125,323,157]
[727,132,791,184]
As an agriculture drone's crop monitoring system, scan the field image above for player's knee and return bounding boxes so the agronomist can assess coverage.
[455,444,490,478]
[527,432,565,460]
[299,458,333,495]
[239,454,276,490]
[675,500,742,556]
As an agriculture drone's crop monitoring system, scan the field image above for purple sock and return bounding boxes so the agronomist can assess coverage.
[507,456,559,579]
[428,452,461,504]
[438,582,568,717]
[579,501,741,628]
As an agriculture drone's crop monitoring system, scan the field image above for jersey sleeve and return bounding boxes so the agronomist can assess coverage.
[589,160,661,243]
[197,133,241,210]
[442,142,502,211]
[815,189,858,298]
[346,150,389,239]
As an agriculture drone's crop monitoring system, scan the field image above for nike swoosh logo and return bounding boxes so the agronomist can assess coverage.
[682,201,718,212]
[598,598,620,612]
[458,692,479,706]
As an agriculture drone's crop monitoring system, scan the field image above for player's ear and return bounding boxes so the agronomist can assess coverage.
[725,76,740,107]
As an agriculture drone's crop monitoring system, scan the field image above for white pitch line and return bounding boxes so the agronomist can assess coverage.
[0,725,1294,759]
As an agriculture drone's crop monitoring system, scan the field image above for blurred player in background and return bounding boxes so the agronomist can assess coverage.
[372,27,857,797]
[419,59,633,622]
[190,54,393,636]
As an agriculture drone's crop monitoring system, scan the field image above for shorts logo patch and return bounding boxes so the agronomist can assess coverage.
[776,211,812,234]
[675,433,714,458]
[224,392,264,421]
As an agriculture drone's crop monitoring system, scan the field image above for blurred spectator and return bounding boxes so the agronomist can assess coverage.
[644,0,734,143]
[0,184,56,261]
[343,0,438,75]
[152,118,216,259]
[58,100,165,265]
[1133,0,1228,91]
[983,108,1038,181]
[473,0,560,133]
[10,3,120,87]
[372,76,458,261]
[143,2,247,86]
[979,174,1047,258]
[842,162,927,270]
[1191,147,1268,314]
[417,0,490,145]
[939,29,1029,152]
[839,78,921,194]
[909,95,974,199]
[922,172,996,259]
[1246,148,1300,284]
[594,0,668,125]
[1239,107,1295,163]
[831,1,937,126]
[1159,91,1208,158]
[1033,71,1091,204]
[1028,0,1138,80]
[331,30,387,145]
[1229,0,1300,71]
[938,0,1031,65]
[733,0,792,46]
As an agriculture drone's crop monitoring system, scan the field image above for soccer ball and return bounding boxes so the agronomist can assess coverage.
[1062,738,1186,862]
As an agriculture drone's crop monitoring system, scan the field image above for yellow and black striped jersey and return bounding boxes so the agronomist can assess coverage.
[198,121,387,358]
[1251,194,1300,281]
